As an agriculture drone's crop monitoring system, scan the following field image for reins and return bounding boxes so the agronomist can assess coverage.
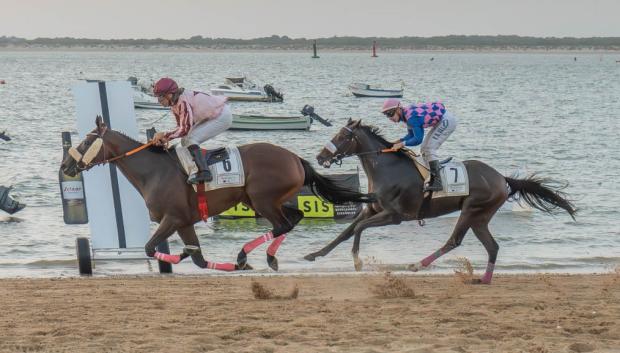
[102,141,155,164]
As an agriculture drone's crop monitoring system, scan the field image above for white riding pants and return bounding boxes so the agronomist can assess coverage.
[420,110,457,163]
[180,104,232,147]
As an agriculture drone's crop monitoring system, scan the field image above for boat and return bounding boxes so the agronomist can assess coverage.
[231,114,312,130]
[349,83,403,98]
[230,105,332,131]
[210,77,283,102]
[133,88,168,110]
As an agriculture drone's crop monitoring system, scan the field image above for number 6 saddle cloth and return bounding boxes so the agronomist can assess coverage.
[402,148,470,198]
[175,144,246,192]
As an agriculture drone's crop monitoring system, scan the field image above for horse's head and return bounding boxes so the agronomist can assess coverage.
[316,118,362,168]
[60,116,108,177]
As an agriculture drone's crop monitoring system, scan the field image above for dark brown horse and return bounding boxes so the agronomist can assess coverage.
[304,119,576,284]
[60,116,374,271]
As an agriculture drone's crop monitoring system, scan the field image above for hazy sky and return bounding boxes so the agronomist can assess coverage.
[2,0,618,39]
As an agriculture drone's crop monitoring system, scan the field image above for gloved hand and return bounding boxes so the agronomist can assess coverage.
[152,132,169,146]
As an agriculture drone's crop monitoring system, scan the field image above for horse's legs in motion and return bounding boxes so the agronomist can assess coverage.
[408,212,471,272]
[350,210,402,271]
[237,204,301,271]
[304,206,376,261]
[177,225,238,271]
[470,221,499,284]
[266,206,304,271]
[145,217,177,259]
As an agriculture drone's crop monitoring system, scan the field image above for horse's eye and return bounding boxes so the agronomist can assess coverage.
[84,141,91,146]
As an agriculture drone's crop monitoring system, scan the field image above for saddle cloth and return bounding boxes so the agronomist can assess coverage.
[402,148,469,198]
[175,144,245,192]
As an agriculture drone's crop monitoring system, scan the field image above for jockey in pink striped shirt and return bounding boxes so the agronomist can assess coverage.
[152,78,232,184]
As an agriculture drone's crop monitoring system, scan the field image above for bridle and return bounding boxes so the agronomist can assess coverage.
[68,129,154,171]
[323,125,393,166]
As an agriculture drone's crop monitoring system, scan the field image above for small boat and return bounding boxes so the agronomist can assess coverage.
[210,77,283,102]
[231,114,312,130]
[133,89,168,110]
[349,83,403,98]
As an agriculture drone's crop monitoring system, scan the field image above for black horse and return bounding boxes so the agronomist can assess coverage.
[305,119,576,284]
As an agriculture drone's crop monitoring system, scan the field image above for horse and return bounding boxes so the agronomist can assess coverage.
[60,116,375,271]
[304,119,576,284]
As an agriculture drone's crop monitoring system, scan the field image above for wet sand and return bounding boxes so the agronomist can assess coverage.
[0,273,618,353]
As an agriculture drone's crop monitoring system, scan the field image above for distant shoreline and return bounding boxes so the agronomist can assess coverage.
[3,34,620,53]
[2,46,620,54]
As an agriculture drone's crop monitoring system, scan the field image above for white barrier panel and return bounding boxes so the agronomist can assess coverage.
[72,81,150,250]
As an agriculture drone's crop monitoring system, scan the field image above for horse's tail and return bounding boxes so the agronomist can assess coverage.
[505,175,577,220]
[299,158,376,204]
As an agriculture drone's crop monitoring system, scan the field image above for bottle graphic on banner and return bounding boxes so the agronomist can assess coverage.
[59,131,88,224]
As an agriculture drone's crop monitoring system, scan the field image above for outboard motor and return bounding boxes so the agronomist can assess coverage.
[263,84,284,102]
[0,186,25,214]
[301,105,332,126]
[0,130,10,141]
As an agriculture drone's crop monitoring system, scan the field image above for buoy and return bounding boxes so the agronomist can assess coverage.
[312,40,319,59]
[0,80,6,84]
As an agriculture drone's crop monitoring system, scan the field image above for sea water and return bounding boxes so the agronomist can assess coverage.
[0,51,619,277]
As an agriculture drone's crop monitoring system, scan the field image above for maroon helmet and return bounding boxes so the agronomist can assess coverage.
[153,78,178,97]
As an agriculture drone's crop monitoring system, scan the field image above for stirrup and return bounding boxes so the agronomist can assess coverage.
[424,183,443,192]
[187,171,213,184]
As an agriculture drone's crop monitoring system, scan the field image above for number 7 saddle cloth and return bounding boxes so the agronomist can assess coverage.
[175,144,246,192]
[402,148,470,198]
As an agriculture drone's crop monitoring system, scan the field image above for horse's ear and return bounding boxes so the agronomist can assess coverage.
[347,117,353,125]
[95,115,107,135]
[353,119,362,127]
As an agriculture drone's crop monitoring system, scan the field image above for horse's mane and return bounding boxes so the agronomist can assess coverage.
[111,129,176,156]
[359,124,391,147]
[357,122,407,157]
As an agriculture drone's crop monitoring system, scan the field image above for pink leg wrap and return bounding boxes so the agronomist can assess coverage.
[267,235,286,256]
[206,262,236,271]
[420,249,444,267]
[243,231,274,254]
[154,251,181,264]
[480,262,495,284]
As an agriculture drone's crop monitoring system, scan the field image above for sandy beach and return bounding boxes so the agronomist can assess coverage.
[0,272,618,353]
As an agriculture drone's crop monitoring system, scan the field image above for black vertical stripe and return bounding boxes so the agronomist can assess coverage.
[98,82,127,248]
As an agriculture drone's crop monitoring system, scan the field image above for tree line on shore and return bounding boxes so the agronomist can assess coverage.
[2,35,620,50]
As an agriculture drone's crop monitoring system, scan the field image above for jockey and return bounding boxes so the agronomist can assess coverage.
[382,98,458,192]
[152,78,232,184]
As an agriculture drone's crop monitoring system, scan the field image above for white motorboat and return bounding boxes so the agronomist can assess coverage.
[133,88,168,110]
[210,77,283,102]
[349,83,403,98]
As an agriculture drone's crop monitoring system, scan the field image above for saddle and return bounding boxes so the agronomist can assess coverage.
[199,147,228,166]
[401,148,452,181]
[174,144,245,192]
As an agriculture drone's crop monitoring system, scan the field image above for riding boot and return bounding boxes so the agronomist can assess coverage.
[0,186,26,214]
[424,160,443,192]
[187,145,213,184]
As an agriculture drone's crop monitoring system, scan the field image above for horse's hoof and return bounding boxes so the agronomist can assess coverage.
[235,263,253,271]
[303,253,317,262]
[267,255,279,271]
[183,245,201,255]
[471,278,491,285]
[408,262,423,272]
[237,250,247,267]
[353,258,363,272]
